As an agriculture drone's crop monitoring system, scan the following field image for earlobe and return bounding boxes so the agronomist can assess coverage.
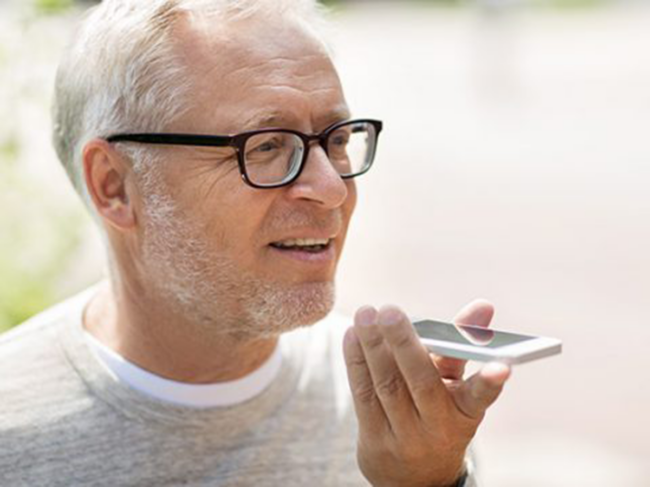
[83,139,136,231]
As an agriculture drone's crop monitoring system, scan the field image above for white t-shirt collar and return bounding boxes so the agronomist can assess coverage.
[84,331,283,409]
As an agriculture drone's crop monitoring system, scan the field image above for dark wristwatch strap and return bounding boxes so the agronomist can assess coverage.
[452,470,469,487]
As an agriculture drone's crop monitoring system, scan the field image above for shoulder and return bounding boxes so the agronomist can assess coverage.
[0,298,70,370]
[0,284,98,355]
[0,287,97,428]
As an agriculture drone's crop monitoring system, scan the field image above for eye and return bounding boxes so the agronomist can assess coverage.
[248,135,284,155]
[330,132,350,146]
[255,142,276,153]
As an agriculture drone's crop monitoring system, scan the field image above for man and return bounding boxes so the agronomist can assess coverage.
[0,0,510,485]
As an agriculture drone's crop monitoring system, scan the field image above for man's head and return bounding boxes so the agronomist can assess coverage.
[53,0,363,339]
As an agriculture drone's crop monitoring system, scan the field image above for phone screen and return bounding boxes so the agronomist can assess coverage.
[413,320,536,349]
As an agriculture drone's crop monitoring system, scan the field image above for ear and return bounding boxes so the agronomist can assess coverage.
[82,139,137,231]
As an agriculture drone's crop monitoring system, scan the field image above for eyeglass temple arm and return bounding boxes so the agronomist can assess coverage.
[106,133,233,147]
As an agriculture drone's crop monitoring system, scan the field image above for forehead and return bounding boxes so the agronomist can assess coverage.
[171,12,349,133]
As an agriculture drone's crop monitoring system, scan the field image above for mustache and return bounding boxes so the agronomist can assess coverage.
[264,209,344,236]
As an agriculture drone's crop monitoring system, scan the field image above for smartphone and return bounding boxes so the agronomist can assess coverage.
[412,319,562,365]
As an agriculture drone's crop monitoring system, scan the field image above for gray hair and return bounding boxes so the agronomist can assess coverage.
[52,0,330,211]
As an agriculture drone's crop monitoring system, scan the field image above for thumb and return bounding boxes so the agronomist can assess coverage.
[433,299,495,380]
[453,362,511,420]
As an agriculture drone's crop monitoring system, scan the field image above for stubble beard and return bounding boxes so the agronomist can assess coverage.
[139,184,336,341]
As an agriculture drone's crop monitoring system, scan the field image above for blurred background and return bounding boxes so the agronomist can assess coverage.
[1,0,649,485]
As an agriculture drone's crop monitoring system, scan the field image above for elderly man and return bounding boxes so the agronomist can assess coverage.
[0,0,510,485]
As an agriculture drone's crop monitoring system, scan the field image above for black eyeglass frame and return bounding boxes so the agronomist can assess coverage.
[106,118,383,189]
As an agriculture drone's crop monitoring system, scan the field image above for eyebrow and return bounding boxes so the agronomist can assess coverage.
[241,113,283,131]
[240,107,352,133]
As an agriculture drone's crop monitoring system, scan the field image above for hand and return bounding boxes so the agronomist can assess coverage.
[343,301,511,487]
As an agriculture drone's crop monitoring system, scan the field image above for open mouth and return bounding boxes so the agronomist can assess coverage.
[269,238,332,253]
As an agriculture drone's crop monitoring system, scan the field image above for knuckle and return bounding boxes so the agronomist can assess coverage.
[375,374,405,399]
[344,354,367,369]
[353,383,378,405]
[389,327,413,349]
[363,332,384,350]
[409,378,438,398]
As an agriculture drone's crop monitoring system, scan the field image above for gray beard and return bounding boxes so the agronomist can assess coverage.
[139,189,336,340]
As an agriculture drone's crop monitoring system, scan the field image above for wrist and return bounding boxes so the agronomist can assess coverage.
[432,456,470,487]
[431,468,467,487]
[447,469,468,487]
[430,456,472,487]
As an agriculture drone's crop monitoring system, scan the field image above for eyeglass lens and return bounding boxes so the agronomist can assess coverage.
[242,121,377,186]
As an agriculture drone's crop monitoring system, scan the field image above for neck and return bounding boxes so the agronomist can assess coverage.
[83,280,278,384]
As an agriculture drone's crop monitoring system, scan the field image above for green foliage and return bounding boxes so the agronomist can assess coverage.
[320,0,465,5]
[320,0,607,6]
[0,138,19,165]
[0,136,85,334]
[542,0,606,8]
[34,0,74,15]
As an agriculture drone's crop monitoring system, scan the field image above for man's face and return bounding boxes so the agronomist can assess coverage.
[134,15,357,337]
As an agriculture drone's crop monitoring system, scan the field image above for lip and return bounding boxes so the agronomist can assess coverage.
[269,232,338,244]
[267,240,337,264]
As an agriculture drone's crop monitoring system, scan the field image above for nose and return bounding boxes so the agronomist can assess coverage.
[285,144,349,209]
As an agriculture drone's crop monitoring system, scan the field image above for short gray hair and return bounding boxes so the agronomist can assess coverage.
[52,0,329,210]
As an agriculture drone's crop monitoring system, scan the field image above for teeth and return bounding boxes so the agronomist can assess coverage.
[275,238,330,248]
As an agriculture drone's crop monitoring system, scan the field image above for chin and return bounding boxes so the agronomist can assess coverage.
[243,281,336,338]
[152,268,336,341]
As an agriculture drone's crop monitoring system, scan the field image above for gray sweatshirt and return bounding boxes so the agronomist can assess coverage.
[0,287,476,486]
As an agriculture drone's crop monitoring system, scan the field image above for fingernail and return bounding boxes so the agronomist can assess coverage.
[343,327,358,346]
[482,362,511,383]
[378,305,404,326]
[355,306,377,328]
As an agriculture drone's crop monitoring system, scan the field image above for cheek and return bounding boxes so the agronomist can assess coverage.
[343,181,358,225]
[200,186,277,255]
[140,159,275,260]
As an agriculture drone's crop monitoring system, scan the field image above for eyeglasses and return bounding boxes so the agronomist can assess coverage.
[106,119,383,189]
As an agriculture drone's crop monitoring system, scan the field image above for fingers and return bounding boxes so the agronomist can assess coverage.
[342,308,390,437]
[374,305,448,416]
[454,299,495,326]
[433,299,495,380]
[352,306,419,435]
[453,362,511,420]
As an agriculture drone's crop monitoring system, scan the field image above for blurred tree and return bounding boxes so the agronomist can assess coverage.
[0,135,85,333]
[34,0,74,15]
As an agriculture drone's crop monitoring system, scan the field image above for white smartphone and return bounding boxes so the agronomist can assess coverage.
[412,319,562,365]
